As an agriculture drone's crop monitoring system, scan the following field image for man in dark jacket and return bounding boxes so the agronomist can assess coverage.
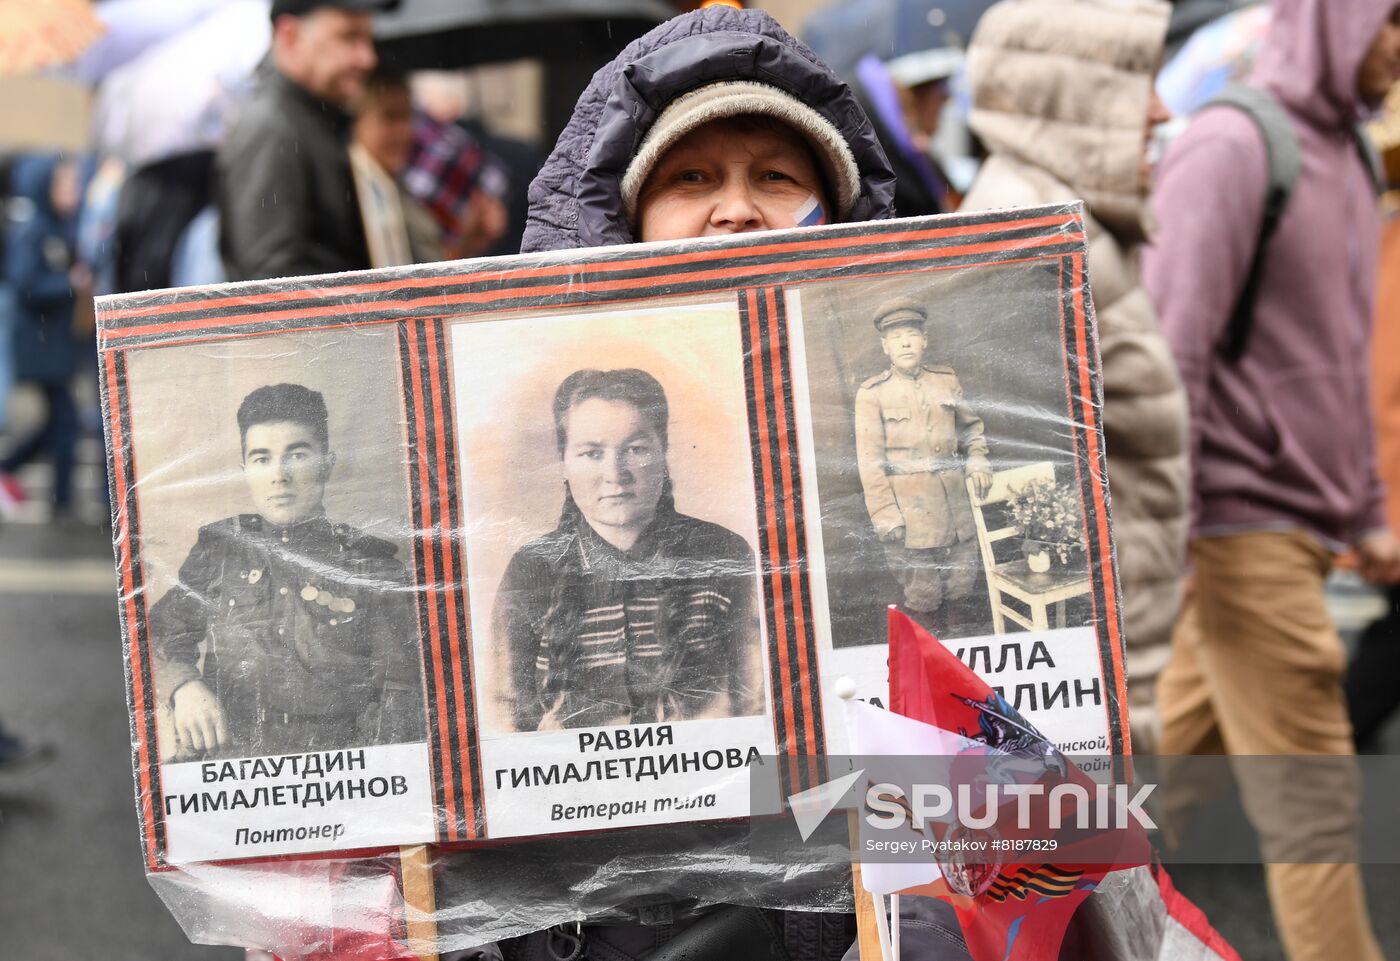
[217,0,397,282]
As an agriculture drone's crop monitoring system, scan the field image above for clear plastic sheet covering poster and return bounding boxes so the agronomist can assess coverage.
[96,203,1129,958]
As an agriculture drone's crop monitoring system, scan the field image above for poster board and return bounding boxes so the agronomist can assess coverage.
[98,203,1127,870]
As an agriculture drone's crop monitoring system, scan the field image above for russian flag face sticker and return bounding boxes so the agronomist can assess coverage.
[795,194,826,228]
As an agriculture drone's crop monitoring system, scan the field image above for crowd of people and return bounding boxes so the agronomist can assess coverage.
[0,0,525,527]
[3,0,1400,958]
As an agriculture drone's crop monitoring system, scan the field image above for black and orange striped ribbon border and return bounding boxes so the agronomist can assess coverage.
[1058,253,1131,758]
[104,350,168,869]
[740,287,826,793]
[96,213,1086,350]
[400,319,483,840]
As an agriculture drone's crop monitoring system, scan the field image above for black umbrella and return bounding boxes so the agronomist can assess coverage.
[375,0,672,70]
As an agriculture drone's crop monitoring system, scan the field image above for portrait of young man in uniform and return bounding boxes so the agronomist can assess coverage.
[854,297,993,636]
[148,383,425,759]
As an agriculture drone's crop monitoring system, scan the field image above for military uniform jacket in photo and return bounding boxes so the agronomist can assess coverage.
[149,513,423,754]
[855,364,991,549]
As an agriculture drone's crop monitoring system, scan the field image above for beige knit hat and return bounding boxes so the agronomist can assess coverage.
[620,81,862,225]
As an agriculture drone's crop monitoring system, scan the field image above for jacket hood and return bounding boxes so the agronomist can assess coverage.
[1251,0,1395,129]
[966,0,1169,239]
[522,6,896,253]
[8,154,63,214]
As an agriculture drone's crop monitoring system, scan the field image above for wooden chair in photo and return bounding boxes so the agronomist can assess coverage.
[965,463,1092,634]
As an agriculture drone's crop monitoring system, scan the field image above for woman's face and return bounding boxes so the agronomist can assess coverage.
[562,397,666,538]
[637,117,830,242]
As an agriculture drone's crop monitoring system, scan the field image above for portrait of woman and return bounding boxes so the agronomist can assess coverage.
[491,367,762,732]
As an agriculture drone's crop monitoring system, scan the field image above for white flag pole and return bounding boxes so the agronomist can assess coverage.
[871,893,895,961]
[890,893,901,961]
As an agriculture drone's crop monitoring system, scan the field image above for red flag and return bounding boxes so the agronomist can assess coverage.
[885,607,1131,961]
[889,606,1057,750]
[884,608,1241,961]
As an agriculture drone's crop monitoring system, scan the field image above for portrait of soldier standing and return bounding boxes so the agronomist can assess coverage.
[854,297,993,635]
[148,383,424,759]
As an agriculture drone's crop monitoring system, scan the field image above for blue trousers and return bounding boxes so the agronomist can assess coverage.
[0,378,78,509]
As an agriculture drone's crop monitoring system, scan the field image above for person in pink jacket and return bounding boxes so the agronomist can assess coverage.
[1146,2,1400,959]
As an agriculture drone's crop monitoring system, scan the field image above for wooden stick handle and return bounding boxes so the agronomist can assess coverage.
[400,844,439,961]
[848,812,888,961]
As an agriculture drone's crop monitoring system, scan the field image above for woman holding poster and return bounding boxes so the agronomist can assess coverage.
[473,4,898,958]
[493,367,761,732]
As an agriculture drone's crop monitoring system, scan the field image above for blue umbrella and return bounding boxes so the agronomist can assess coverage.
[884,0,996,87]
[803,0,995,84]
[1156,3,1269,116]
[801,0,898,78]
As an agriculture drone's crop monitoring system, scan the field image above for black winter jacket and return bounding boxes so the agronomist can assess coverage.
[216,66,370,281]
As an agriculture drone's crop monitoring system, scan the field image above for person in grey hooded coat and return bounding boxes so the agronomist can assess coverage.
[958,0,1187,754]
[520,9,896,254]
[447,8,973,961]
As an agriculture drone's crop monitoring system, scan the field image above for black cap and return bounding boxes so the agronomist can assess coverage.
[271,0,400,19]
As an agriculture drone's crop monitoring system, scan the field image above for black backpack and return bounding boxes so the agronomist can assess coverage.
[1205,84,1384,361]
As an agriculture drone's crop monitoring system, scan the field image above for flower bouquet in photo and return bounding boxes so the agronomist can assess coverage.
[1005,476,1086,572]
